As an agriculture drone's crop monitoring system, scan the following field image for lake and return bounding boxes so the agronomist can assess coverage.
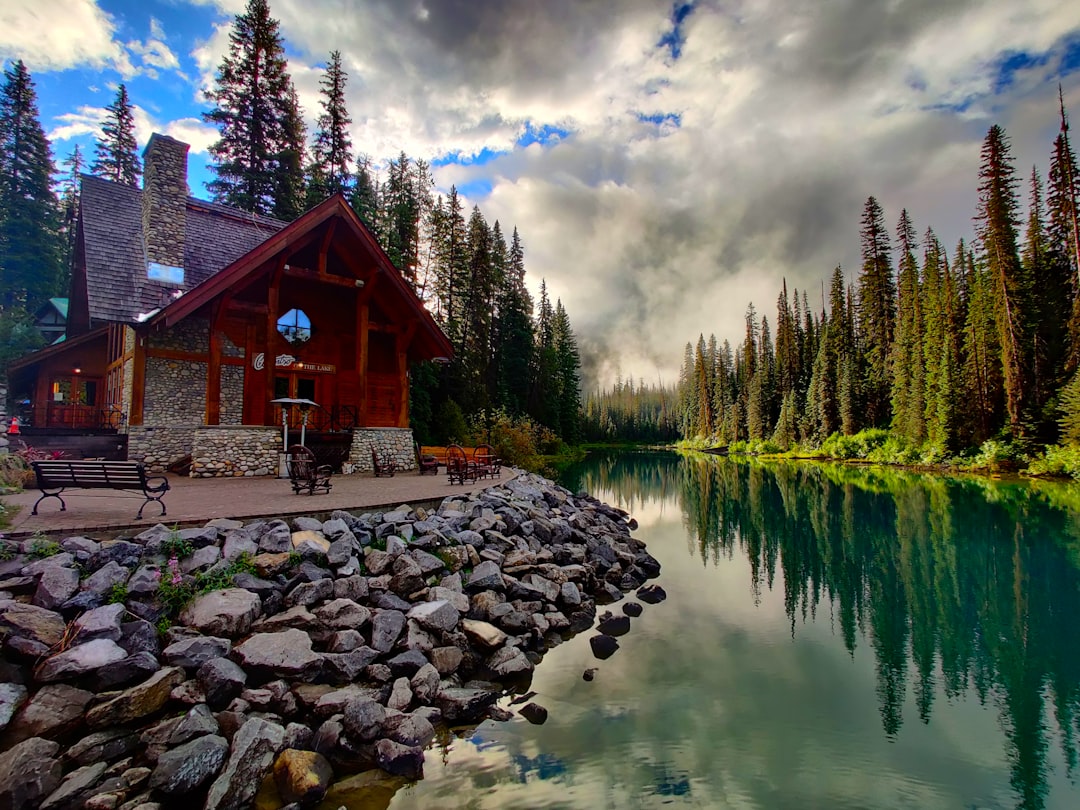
[377,451,1080,809]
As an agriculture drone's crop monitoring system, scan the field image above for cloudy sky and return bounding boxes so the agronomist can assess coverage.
[2,0,1080,388]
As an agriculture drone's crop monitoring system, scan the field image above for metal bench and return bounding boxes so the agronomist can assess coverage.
[30,460,170,519]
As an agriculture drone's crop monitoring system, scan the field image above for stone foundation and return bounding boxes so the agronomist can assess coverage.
[348,427,416,472]
[190,425,280,478]
[127,425,197,473]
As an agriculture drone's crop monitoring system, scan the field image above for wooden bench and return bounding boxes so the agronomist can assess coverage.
[30,460,170,519]
[286,445,333,495]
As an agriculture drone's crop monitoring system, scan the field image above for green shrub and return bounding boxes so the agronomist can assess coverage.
[1026,445,1080,479]
[160,532,194,560]
[105,583,128,605]
[971,439,1026,470]
[27,537,61,559]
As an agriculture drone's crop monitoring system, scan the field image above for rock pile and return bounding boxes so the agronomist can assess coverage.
[0,473,662,809]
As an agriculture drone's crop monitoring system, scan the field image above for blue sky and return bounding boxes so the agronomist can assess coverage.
[3,0,1080,386]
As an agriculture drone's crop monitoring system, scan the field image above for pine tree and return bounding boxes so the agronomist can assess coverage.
[1047,90,1080,370]
[311,50,352,198]
[495,226,533,416]
[0,60,63,313]
[890,210,925,442]
[350,155,380,233]
[59,144,84,274]
[204,0,307,217]
[857,196,896,426]
[91,83,140,186]
[553,299,582,442]
[975,124,1029,439]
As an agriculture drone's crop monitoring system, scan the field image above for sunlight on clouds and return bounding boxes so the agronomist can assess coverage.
[0,0,126,74]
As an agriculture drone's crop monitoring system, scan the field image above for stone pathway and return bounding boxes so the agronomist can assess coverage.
[2,468,517,538]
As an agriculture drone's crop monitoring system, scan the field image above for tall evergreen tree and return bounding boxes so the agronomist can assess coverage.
[857,196,896,426]
[91,83,140,186]
[204,0,307,218]
[311,50,352,198]
[975,124,1029,439]
[59,144,84,274]
[350,155,380,233]
[553,299,582,442]
[495,226,533,416]
[0,60,63,313]
[890,210,926,441]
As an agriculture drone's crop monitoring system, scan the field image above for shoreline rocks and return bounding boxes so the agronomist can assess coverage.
[0,472,662,808]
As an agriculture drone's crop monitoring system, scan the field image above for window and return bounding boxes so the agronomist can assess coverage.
[277,308,312,346]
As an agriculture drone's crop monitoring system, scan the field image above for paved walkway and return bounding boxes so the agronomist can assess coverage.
[2,467,517,538]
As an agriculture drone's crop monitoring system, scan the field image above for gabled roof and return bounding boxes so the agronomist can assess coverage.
[78,174,286,324]
[148,194,453,361]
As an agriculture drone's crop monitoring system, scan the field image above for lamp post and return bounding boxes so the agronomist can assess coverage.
[270,397,319,475]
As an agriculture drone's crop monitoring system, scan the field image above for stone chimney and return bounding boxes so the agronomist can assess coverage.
[141,133,189,273]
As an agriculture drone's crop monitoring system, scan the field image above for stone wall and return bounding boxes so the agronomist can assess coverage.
[144,357,206,428]
[149,318,209,354]
[347,427,416,472]
[219,365,244,426]
[142,134,189,269]
[127,426,196,472]
[190,426,279,478]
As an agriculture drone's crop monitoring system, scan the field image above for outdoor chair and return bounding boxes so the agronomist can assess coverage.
[286,445,333,495]
[372,446,397,477]
[415,441,440,475]
[447,443,478,485]
[473,443,501,478]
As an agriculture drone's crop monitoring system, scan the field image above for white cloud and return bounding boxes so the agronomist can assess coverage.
[50,104,217,157]
[0,0,127,73]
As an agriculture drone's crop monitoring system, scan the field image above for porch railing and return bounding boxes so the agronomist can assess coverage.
[24,404,127,431]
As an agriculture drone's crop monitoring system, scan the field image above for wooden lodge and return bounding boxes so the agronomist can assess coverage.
[6,134,452,476]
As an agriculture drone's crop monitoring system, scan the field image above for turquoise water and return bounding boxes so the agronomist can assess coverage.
[382,451,1080,809]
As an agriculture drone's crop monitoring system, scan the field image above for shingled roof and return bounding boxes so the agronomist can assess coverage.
[78,174,286,325]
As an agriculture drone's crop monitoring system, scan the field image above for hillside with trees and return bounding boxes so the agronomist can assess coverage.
[674,96,1080,472]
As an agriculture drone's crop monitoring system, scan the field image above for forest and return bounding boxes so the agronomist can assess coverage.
[661,98,1080,473]
[0,0,583,462]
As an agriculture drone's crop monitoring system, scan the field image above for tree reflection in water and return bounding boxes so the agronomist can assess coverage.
[562,452,1080,810]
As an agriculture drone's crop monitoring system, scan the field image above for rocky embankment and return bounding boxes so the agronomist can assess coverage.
[0,473,665,809]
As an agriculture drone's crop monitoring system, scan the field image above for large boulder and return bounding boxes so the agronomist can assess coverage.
[465,561,504,591]
[150,733,229,795]
[370,610,406,653]
[36,638,129,682]
[72,603,126,642]
[163,636,232,670]
[3,684,92,744]
[32,566,80,611]
[39,761,106,810]
[232,629,323,679]
[180,588,262,637]
[85,666,185,728]
[407,600,460,633]
[315,598,371,630]
[0,683,27,732]
[0,737,62,810]
[342,697,385,742]
[487,646,534,677]
[373,739,424,779]
[197,658,248,708]
[204,717,285,810]
[436,688,499,722]
[0,600,66,647]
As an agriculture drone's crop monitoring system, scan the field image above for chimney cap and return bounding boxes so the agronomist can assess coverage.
[143,132,190,157]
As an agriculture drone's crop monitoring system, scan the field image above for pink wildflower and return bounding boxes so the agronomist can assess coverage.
[168,555,182,586]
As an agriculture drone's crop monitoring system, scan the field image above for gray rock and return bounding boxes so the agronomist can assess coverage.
[204,718,285,810]
[179,589,261,638]
[487,646,534,677]
[373,738,424,779]
[333,575,369,602]
[386,650,429,678]
[589,634,619,659]
[521,573,560,603]
[326,629,365,653]
[40,761,106,810]
[4,684,92,744]
[85,666,186,729]
[163,636,231,670]
[256,520,292,554]
[407,600,459,633]
[32,566,80,611]
[437,687,499,722]
[177,526,220,548]
[286,578,333,607]
[61,536,100,557]
[150,734,229,795]
[326,538,354,567]
[321,518,352,541]
[0,683,28,731]
[314,598,370,629]
[466,560,504,591]
[364,548,392,576]
[342,697,385,742]
[81,561,130,596]
[180,544,221,573]
[370,610,406,653]
[0,737,62,810]
[198,658,248,708]
[519,702,549,725]
[0,600,67,647]
[428,586,469,613]
[37,638,129,682]
[170,704,220,746]
[66,729,140,767]
[221,530,257,561]
[90,651,162,691]
[20,553,76,578]
[409,664,441,704]
[232,629,323,680]
[322,648,379,684]
[387,677,412,711]
[125,565,161,597]
[597,613,630,636]
[383,711,436,747]
[292,517,324,532]
[410,549,445,575]
[74,602,126,642]
[559,581,582,607]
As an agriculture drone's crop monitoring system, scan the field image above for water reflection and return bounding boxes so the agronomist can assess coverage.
[379,453,1080,809]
